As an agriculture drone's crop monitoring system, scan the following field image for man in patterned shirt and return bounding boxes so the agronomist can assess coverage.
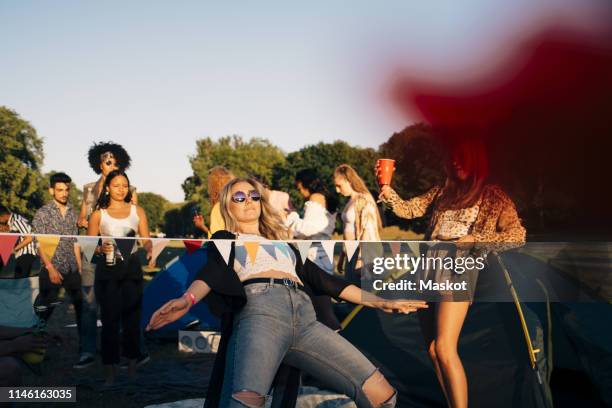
[32,173,84,365]
[0,205,37,278]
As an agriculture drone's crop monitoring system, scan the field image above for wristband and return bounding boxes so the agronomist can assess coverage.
[183,292,196,306]
[45,262,53,270]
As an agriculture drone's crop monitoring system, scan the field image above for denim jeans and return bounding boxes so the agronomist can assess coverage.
[219,282,395,408]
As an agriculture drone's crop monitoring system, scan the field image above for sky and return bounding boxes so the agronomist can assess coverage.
[0,0,604,202]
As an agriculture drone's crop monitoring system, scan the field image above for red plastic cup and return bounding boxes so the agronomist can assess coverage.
[376,159,395,186]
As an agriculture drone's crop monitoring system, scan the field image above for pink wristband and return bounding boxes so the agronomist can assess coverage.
[184,292,196,306]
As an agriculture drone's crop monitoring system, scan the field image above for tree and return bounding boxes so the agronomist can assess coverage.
[272,140,380,212]
[163,201,200,238]
[138,192,170,232]
[0,107,45,219]
[183,135,286,210]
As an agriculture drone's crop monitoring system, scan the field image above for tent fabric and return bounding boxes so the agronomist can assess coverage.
[0,276,39,327]
[141,245,219,331]
[341,253,553,408]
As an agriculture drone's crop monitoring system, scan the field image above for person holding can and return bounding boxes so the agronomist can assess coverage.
[87,170,153,385]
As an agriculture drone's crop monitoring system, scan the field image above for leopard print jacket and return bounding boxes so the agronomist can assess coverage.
[382,184,526,252]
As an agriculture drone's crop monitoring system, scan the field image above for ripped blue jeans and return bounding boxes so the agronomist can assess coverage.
[219,282,396,408]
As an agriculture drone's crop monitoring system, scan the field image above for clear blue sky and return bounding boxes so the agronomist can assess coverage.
[0,0,599,201]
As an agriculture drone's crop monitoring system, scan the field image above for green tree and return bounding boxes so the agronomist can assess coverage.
[138,192,170,232]
[272,140,379,211]
[163,201,200,238]
[0,106,45,219]
[183,135,286,208]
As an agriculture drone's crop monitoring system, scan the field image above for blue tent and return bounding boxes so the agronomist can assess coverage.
[141,245,219,331]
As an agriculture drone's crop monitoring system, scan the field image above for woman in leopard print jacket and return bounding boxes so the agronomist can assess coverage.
[377,138,526,408]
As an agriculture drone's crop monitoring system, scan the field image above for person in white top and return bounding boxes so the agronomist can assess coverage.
[333,164,382,282]
[286,169,341,329]
[87,170,153,386]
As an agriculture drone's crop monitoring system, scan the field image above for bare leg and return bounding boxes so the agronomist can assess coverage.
[417,306,450,406]
[232,391,266,407]
[435,301,470,408]
[362,369,396,407]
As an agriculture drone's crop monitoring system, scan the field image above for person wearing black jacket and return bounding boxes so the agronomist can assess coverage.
[148,177,427,408]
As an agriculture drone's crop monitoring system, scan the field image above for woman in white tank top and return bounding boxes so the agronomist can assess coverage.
[87,170,153,386]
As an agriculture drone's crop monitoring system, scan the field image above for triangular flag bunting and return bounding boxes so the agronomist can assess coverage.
[213,240,232,264]
[234,245,248,267]
[0,234,19,265]
[243,242,260,265]
[296,241,312,263]
[38,235,61,261]
[273,242,290,259]
[116,238,136,259]
[321,241,336,264]
[389,241,401,257]
[407,242,421,256]
[151,239,170,263]
[183,239,202,255]
[344,241,359,261]
[261,244,277,260]
[76,236,100,262]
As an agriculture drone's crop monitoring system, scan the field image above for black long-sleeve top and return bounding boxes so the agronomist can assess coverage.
[197,230,351,408]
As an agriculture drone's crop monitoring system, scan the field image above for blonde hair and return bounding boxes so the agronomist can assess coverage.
[208,166,235,206]
[219,177,289,240]
[334,164,383,233]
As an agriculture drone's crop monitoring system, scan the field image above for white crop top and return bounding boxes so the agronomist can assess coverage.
[100,205,140,237]
[233,233,298,282]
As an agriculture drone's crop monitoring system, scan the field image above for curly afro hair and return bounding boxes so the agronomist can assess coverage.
[87,142,132,174]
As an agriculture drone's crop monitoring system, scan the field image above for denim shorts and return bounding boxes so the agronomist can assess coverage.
[219,282,392,408]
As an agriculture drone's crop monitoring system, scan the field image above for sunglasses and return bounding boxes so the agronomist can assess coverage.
[231,190,261,203]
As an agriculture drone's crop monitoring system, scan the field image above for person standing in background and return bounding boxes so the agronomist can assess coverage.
[193,166,235,237]
[286,168,340,330]
[334,164,382,283]
[32,173,84,367]
[0,205,37,278]
[87,170,153,385]
[78,142,137,229]
[75,141,146,369]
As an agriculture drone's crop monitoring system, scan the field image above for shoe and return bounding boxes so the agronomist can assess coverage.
[119,353,150,370]
[73,355,95,369]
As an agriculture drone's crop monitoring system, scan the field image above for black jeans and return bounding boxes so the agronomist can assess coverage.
[35,269,83,337]
[95,277,143,365]
[14,254,36,279]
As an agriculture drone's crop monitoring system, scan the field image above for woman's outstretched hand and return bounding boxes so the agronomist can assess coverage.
[373,299,428,314]
[146,297,191,331]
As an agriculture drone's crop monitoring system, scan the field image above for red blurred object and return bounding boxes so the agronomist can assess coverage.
[390,27,612,237]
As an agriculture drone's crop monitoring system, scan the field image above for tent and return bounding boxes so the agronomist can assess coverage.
[340,251,553,408]
[141,245,219,331]
[0,276,39,328]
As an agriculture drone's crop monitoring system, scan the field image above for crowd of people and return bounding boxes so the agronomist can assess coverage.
[0,137,526,408]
